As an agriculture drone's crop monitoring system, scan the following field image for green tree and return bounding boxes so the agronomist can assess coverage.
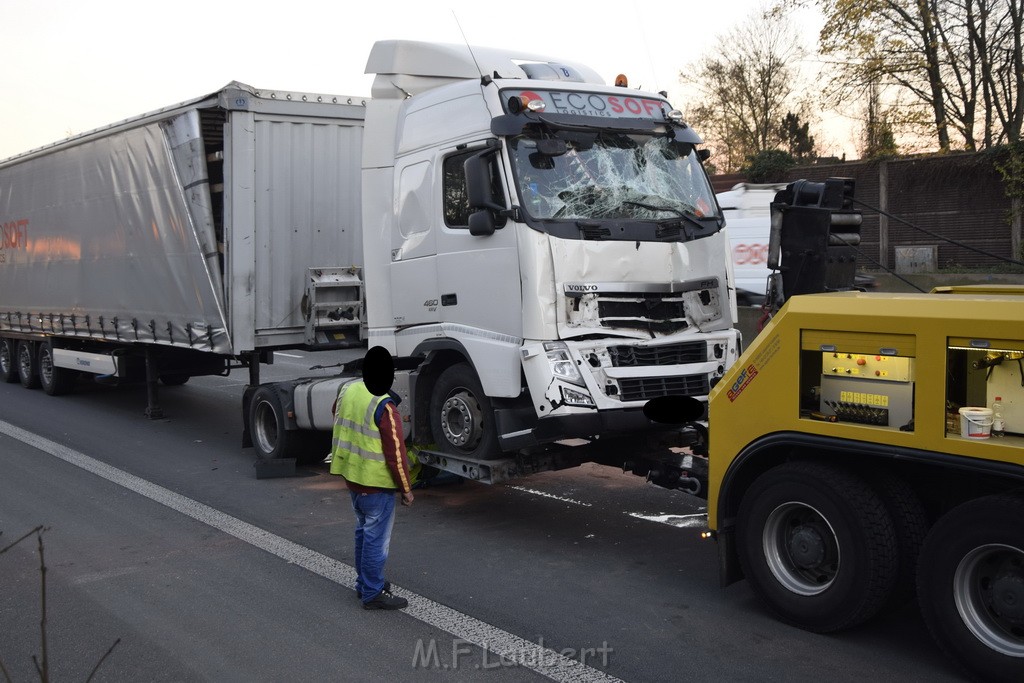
[742,149,797,182]
[779,112,818,162]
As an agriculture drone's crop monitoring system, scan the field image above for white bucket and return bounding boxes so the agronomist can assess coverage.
[959,407,994,439]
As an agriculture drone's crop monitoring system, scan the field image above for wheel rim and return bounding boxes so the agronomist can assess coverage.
[762,501,840,596]
[439,388,483,451]
[18,345,32,378]
[39,348,54,386]
[252,400,280,456]
[0,342,11,375]
[954,543,1024,657]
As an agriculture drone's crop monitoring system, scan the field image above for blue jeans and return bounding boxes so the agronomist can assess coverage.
[349,490,396,602]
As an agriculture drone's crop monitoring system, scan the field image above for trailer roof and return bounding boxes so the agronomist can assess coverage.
[0,82,367,167]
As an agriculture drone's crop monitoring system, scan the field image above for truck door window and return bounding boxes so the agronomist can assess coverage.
[442,148,507,230]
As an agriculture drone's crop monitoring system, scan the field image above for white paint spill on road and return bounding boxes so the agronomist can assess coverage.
[626,512,707,529]
[0,420,623,683]
[507,486,593,507]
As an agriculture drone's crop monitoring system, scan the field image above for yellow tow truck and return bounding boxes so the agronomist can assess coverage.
[705,179,1024,681]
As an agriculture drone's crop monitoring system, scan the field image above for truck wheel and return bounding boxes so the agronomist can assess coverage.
[160,374,190,386]
[0,338,18,383]
[917,494,1024,683]
[869,470,929,608]
[38,342,77,396]
[736,461,898,632]
[429,363,500,460]
[249,386,299,461]
[16,341,40,390]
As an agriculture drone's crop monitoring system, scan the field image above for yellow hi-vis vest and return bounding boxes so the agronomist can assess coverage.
[330,381,396,489]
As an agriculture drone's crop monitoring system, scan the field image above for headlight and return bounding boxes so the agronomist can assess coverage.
[543,341,585,386]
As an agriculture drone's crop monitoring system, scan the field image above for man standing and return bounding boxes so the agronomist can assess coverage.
[330,346,414,610]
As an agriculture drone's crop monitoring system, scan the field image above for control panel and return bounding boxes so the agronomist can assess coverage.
[821,352,914,382]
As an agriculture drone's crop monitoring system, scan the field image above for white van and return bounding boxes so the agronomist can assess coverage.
[716,183,787,306]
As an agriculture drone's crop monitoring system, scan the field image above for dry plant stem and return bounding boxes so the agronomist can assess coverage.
[36,530,49,683]
[85,639,121,683]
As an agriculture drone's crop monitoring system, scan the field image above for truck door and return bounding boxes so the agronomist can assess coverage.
[390,151,440,328]
[433,143,522,338]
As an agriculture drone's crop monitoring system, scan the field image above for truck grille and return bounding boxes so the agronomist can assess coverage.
[609,341,707,367]
[617,375,710,402]
[597,295,686,324]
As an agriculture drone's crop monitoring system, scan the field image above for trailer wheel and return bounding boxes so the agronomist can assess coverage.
[429,363,500,460]
[917,494,1024,683]
[736,461,898,632]
[0,338,18,383]
[249,386,299,461]
[16,341,40,390]
[38,342,77,396]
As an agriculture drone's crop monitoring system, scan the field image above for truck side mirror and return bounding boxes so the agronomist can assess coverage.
[698,148,711,162]
[465,142,507,237]
[468,210,496,236]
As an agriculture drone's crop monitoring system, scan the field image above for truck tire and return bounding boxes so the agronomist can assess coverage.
[16,340,40,390]
[429,363,500,460]
[38,342,77,396]
[249,386,301,461]
[869,470,929,608]
[0,338,18,383]
[917,493,1024,683]
[160,374,190,386]
[735,461,898,633]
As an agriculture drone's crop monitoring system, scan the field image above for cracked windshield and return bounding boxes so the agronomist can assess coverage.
[509,133,719,228]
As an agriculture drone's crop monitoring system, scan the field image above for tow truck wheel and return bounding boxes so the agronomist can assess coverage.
[917,494,1024,683]
[429,363,500,460]
[0,338,19,383]
[16,341,40,390]
[38,342,77,396]
[736,461,898,632]
[870,470,929,608]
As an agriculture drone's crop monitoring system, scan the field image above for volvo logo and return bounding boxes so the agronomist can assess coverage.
[565,284,599,293]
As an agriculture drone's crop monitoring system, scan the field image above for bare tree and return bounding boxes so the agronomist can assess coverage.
[816,0,1023,151]
[681,6,808,172]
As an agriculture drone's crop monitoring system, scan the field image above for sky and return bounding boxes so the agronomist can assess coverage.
[0,0,848,161]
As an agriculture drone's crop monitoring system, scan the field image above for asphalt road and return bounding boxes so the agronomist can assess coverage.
[0,350,968,682]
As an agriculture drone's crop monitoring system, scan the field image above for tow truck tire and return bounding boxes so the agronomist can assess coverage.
[249,386,300,461]
[0,338,18,383]
[429,363,500,460]
[917,494,1024,683]
[869,470,929,608]
[38,342,77,396]
[17,341,40,390]
[736,461,898,633]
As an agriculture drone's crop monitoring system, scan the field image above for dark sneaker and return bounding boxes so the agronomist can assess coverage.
[363,592,408,610]
[355,581,391,601]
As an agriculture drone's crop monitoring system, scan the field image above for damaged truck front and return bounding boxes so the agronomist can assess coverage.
[312,42,744,488]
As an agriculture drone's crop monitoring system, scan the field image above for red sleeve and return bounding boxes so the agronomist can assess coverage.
[378,402,412,493]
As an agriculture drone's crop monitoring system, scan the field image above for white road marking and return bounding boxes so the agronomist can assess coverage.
[507,486,593,507]
[0,420,622,683]
[274,352,303,358]
[626,512,707,529]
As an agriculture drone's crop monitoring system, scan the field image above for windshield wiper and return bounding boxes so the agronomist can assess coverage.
[622,200,714,239]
